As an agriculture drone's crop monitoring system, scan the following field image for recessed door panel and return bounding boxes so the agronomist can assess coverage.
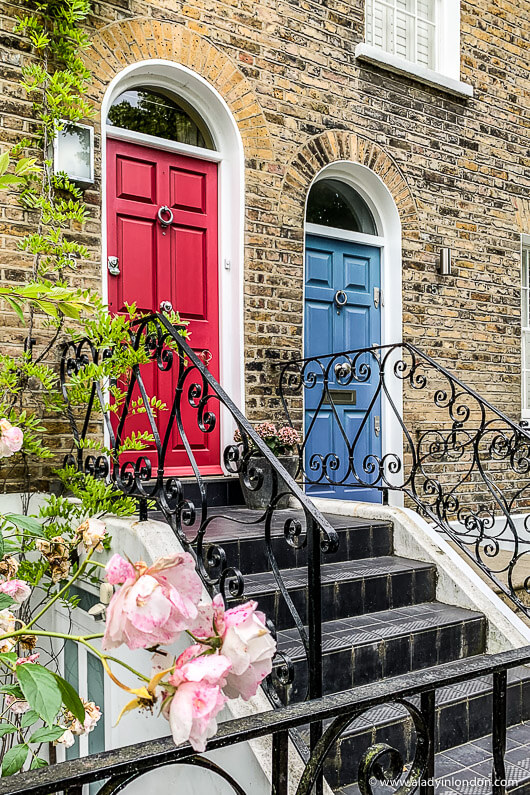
[116,156,156,203]
[107,138,220,475]
[304,234,382,502]
[170,168,206,213]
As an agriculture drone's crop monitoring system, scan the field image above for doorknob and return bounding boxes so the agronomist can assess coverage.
[159,300,173,313]
[157,206,174,228]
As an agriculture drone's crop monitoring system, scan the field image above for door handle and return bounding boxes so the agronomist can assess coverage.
[159,300,173,313]
[334,290,348,314]
[157,206,174,229]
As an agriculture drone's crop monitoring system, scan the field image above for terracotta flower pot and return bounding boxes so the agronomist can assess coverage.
[239,454,299,510]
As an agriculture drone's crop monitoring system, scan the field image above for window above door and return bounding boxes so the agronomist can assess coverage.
[107,87,215,150]
[356,0,473,98]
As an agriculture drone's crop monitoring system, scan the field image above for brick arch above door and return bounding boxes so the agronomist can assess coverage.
[83,16,273,162]
[278,130,419,238]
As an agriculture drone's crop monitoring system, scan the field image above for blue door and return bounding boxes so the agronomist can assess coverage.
[304,234,382,502]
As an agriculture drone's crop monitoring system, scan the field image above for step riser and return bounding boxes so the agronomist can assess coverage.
[276,617,486,705]
[323,678,530,789]
[206,522,394,576]
[230,566,436,630]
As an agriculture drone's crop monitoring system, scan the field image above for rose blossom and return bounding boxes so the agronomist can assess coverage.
[0,419,23,458]
[102,553,202,651]
[16,653,39,665]
[56,729,75,748]
[193,595,276,701]
[77,518,106,552]
[0,579,31,605]
[5,695,30,714]
[163,645,231,752]
[0,609,16,653]
[68,699,101,736]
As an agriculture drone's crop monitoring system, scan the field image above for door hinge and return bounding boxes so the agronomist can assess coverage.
[374,415,380,437]
[107,256,120,276]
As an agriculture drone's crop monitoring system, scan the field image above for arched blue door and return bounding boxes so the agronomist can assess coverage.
[304,234,382,502]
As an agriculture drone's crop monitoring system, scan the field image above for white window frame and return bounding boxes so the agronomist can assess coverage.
[521,235,530,420]
[356,0,473,99]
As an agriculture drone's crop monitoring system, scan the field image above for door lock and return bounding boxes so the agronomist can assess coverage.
[373,287,380,309]
[107,256,120,276]
[374,415,380,437]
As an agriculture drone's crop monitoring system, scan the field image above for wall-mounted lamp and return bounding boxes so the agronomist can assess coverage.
[53,121,94,186]
[439,247,452,276]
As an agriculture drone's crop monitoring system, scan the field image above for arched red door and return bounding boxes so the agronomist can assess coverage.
[106,138,221,474]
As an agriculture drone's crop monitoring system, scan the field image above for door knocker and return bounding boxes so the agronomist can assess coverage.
[157,206,174,232]
[334,290,348,314]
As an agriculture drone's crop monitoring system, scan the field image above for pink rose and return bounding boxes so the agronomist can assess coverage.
[5,695,30,714]
[220,601,276,700]
[192,595,276,701]
[0,579,31,605]
[105,553,135,585]
[163,646,231,752]
[102,553,202,650]
[16,653,39,665]
[0,419,23,458]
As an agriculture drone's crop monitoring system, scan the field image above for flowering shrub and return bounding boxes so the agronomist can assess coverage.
[0,419,277,774]
[234,422,300,456]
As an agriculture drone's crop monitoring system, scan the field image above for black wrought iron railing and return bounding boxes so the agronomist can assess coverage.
[2,645,529,795]
[60,312,339,761]
[278,342,530,618]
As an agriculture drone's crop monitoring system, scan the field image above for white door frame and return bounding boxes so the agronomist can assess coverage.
[100,60,245,468]
[303,163,404,506]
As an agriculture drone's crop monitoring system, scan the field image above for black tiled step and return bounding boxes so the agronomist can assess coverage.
[320,663,530,790]
[276,602,486,704]
[199,510,393,575]
[335,721,530,794]
[231,556,436,630]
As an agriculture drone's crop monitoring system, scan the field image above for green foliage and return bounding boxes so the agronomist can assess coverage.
[17,664,63,726]
[2,744,29,776]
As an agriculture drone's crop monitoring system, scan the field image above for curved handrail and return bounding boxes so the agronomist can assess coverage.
[278,341,530,618]
[60,312,339,718]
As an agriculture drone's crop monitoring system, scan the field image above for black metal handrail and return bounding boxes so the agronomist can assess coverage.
[278,342,530,618]
[4,644,530,795]
[60,312,339,761]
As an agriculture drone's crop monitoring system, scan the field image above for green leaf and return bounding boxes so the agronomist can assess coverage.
[20,710,40,728]
[2,744,28,776]
[3,297,24,324]
[0,725,17,739]
[29,725,64,743]
[17,664,62,726]
[0,652,17,665]
[0,152,8,176]
[52,673,85,723]
[0,595,15,611]
[30,757,48,770]
[0,685,23,698]
[6,514,45,537]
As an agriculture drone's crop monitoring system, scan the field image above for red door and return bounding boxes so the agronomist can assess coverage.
[106,138,221,475]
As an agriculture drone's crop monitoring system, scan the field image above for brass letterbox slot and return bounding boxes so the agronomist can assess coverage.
[326,389,357,405]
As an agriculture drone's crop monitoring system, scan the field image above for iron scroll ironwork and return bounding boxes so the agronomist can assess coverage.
[278,342,530,619]
[2,645,529,795]
[59,312,339,768]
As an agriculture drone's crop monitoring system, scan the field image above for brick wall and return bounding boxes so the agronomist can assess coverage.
[0,0,528,488]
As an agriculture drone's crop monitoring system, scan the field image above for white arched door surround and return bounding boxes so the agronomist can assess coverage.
[100,60,245,464]
[304,161,404,507]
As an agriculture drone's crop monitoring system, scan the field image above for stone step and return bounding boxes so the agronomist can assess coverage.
[230,555,436,630]
[320,663,530,790]
[275,602,486,704]
[200,510,393,575]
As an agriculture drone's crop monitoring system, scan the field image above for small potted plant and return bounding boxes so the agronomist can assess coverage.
[234,422,301,510]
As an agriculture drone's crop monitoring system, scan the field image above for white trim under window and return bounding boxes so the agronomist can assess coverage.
[521,235,530,419]
[357,0,473,99]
